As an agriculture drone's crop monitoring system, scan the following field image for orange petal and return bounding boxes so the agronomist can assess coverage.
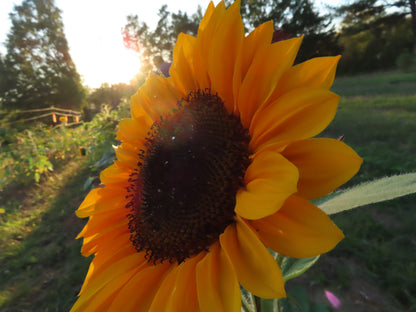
[170,33,198,96]
[235,150,298,220]
[79,242,139,295]
[139,75,181,120]
[233,21,274,115]
[149,253,204,312]
[269,55,341,101]
[193,1,226,89]
[130,91,154,125]
[99,163,132,186]
[251,195,344,258]
[80,220,129,256]
[77,209,126,240]
[108,261,173,312]
[238,37,303,129]
[250,88,339,152]
[116,118,149,145]
[220,219,286,298]
[281,138,362,199]
[208,0,244,113]
[71,252,145,311]
[76,186,129,218]
[196,242,241,312]
[114,142,141,168]
[71,267,139,312]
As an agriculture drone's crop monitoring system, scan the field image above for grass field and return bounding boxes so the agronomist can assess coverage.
[1,70,415,311]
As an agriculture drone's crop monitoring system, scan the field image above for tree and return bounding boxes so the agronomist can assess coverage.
[1,0,84,111]
[333,0,416,73]
[122,6,202,71]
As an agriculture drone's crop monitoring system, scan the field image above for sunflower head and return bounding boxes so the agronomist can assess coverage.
[72,1,362,311]
[126,90,251,264]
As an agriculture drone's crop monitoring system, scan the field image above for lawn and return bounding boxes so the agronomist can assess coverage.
[0,70,415,311]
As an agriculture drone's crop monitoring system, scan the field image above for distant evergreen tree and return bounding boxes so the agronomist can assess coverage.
[1,0,84,111]
[333,0,415,73]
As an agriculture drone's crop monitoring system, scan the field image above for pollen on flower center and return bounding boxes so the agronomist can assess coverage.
[126,90,251,264]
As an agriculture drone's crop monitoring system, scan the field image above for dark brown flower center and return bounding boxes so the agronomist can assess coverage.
[126,90,251,263]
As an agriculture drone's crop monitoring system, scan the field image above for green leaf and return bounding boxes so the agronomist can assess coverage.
[280,256,320,282]
[34,172,40,183]
[83,176,95,191]
[320,173,416,215]
[0,208,5,214]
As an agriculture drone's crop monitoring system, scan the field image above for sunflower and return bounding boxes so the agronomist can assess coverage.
[72,1,362,311]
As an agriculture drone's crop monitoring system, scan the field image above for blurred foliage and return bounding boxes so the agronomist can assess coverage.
[0,100,130,190]
[0,0,84,112]
[83,82,136,121]
[396,50,416,71]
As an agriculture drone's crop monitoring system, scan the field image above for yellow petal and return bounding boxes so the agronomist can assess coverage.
[71,253,145,311]
[250,88,339,152]
[116,117,149,145]
[193,1,226,89]
[270,55,341,101]
[235,150,298,220]
[108,261,173,312]
[76,186,129,218]
[130,91,154,125]
[148,265,178,312]
[208,0,244,113]
[196,242,241,312]
[220,218,286,298]
[233,21,274,115]
[149,253,204,312]
[197,1,215,35]
[250,195,344,258]
[238,37,303,128]
[114,142,141,169]
[78,209,125,240]
[80,220,129,256]
[170,33,198,96]
[79,243,139,295]
[281,138,362,199]
[99,163,132,186]
[71,266,139,312]
[139,75,180,120]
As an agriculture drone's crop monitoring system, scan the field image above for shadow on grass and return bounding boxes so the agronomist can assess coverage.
[0,159,93,311]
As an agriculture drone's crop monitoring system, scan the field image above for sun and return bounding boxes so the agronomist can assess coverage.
[83,40,142,88]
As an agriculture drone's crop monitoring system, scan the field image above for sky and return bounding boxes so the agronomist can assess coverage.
[0,0,339,88]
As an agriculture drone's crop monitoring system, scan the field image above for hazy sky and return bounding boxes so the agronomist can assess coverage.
[0,0,339,88]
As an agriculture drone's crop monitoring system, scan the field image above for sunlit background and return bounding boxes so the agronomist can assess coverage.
[0,0,222,88]
[0,0,339,88]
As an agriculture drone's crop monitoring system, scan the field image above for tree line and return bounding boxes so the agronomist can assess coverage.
[1,0,415,116]
[123,0,416,74]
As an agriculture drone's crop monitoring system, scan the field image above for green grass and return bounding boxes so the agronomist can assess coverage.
[0,160,91,311]
[0,70,415,311]
[332,71,416,97]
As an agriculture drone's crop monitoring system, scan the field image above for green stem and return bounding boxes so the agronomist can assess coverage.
[254,295,261,312]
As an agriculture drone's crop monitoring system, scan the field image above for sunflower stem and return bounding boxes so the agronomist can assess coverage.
[254,295,261,312]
